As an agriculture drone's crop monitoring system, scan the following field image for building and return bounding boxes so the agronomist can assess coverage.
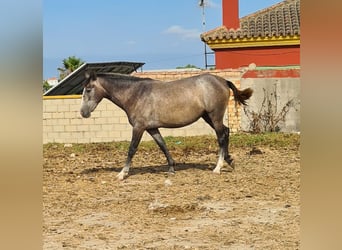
[46,77,58,87]
[201,0,300,69]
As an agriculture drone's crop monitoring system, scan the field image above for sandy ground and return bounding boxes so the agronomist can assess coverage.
[43,136,300,249]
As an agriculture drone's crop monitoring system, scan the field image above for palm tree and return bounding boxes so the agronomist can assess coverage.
[58,56,85,80]
[43,80,52,93]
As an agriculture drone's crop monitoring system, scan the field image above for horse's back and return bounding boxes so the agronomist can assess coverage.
[150,73,230,112]
[154,73,226,93]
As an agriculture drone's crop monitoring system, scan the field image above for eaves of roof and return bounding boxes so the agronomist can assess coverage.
[201,0,300,49]
[43,61,144,96]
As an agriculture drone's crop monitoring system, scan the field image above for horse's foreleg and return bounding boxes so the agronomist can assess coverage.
[147,128,175,173]
[117,127,144,180]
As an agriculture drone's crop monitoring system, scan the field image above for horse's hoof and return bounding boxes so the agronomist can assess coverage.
[168,166,175,174]
[212,168,221,174]
[117,171,128,181]
[228,159,235,169]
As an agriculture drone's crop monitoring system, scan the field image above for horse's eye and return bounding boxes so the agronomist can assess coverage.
[85,87,92,93]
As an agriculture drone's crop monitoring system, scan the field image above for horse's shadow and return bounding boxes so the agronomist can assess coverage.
[80,163,213,177]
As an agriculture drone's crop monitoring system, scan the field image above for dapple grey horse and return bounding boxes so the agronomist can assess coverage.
[80,72,253,180]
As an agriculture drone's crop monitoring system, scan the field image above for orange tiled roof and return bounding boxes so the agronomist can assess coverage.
[201,0,300,42]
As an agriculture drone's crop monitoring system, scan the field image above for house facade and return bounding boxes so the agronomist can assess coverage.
[201,0,300,69]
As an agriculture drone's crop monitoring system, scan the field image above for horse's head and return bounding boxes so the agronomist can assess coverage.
[80,71,104,118]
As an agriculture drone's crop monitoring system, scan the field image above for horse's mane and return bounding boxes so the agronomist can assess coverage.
[97,73,153,83]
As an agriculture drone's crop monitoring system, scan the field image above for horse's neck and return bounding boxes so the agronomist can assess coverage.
[102,78,136,110]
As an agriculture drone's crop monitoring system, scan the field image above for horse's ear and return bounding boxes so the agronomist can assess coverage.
[85,71,97,80]
[84,71,97,87]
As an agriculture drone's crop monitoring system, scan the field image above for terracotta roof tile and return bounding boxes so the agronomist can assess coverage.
[201,0,300,42]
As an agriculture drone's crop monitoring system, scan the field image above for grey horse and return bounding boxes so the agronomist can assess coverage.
[80,72,253,180]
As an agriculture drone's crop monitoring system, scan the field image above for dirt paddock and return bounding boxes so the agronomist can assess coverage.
[43,134,300,249]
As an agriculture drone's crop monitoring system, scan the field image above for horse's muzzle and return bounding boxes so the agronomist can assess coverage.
[80,110,91,118]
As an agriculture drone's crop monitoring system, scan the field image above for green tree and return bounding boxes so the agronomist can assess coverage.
[43,80,52,93]
[176,64,200,69]
[58,56,85,80]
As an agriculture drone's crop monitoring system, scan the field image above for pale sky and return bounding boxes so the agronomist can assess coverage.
[43,0,282,79]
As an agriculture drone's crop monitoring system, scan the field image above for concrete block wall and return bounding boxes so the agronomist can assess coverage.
[240,69,300,133]
[43,69,245,144]
[43,96,219,144]
[132,68,242,82]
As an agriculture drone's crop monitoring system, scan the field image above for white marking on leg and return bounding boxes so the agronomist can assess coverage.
[117,166,129,180]
[213,149,224,174]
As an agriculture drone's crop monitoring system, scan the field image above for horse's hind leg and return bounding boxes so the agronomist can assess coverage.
[117,127,144,180]
[211,125,234,173]
[202,112,234,174]
[147,128,175,173]
[218,125,234,166]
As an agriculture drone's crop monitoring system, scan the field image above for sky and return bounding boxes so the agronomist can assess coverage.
[43,0,282,79]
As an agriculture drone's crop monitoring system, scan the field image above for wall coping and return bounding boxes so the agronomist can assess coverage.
[242,68,300,78]
[43,95,81,100]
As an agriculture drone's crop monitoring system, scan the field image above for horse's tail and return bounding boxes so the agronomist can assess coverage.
[226,80,253,106]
